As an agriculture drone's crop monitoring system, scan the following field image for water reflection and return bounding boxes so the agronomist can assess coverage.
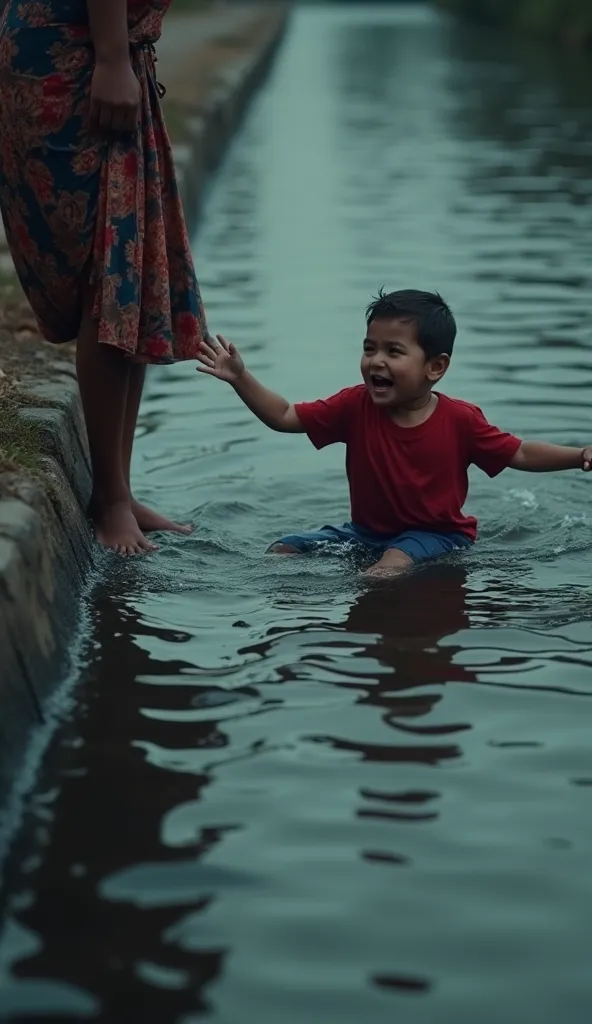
[0,586,227,1019]
[0,563,476,1019]
[313,567,475,766]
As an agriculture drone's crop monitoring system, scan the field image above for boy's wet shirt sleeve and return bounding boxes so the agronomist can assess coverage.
[294,387,360,449]
[468,406,522,477]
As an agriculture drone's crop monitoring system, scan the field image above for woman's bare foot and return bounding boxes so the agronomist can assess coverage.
[91,500,158,555]
[131,500,193,535]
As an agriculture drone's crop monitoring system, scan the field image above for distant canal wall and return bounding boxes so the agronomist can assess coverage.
[433,0,592,48]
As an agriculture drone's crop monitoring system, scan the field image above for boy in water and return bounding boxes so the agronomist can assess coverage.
[197,290,592,575]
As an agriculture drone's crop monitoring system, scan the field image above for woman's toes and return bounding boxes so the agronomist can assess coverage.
[91,500,158,555]
[131,500,193,535]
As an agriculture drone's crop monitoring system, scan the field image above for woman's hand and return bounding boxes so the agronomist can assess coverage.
[197,334,245,384]
[89,58,141,134]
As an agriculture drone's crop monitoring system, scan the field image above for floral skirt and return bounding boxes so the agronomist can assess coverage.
[0,0,208,363]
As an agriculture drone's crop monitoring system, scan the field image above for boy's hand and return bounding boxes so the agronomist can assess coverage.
[196,337,303,433]
[583,447,592,471]
[197,334,245,384]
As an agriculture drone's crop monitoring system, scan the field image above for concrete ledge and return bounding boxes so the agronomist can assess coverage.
[0,5,290,805]
[0,373,93,796]
[171,6,289,234]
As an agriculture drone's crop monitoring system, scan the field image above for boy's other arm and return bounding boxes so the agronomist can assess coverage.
[509,442,592,473]
[468,407,592,476]
[197,334,303,433]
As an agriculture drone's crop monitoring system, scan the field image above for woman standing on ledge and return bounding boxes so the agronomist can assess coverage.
[0,0,209,554]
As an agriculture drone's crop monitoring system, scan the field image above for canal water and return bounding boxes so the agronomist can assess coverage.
[2,4,592,1021]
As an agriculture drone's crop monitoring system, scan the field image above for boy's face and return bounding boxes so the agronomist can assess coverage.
[361,317,448,410]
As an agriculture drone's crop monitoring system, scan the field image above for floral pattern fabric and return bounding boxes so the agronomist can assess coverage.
[0,0,208,363]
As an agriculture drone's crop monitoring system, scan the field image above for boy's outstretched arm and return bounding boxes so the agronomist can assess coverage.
[197,335,304,433]
[510,442,592,472]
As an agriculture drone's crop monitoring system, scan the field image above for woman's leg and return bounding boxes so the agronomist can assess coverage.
[122,362,193,535]
[76,287,157,555]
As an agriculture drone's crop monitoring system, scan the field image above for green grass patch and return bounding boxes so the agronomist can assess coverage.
[0,383,43,477]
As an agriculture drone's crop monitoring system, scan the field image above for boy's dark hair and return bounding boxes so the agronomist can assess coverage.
[366,288,456,358]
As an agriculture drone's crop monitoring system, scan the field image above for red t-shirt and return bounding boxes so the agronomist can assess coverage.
[294,387,521,541]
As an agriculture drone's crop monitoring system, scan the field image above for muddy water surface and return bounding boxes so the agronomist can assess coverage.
[2,5,592,1022]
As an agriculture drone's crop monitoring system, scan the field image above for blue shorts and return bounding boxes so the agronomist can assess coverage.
[276,522,472,564]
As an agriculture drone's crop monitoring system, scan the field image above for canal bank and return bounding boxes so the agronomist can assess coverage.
[0,2,289,803]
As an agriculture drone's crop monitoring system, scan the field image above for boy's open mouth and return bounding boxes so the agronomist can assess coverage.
[369,374,393,393]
